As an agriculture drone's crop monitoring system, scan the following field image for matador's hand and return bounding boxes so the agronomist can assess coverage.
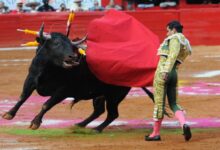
[161,72,169,81]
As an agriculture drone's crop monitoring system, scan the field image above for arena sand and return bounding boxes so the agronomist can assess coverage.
[0,46,220,150]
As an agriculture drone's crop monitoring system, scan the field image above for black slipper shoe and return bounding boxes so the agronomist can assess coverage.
[145,135,161,141]
[183,124,192,141]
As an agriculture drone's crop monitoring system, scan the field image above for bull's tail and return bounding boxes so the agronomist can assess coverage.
[142,87,172,118]
[142,87,154,102]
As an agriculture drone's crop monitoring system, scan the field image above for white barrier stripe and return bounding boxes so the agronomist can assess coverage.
[0,59,32,62]
[0,47,36,51]
[0,64,28,66]
[193,70,220,78]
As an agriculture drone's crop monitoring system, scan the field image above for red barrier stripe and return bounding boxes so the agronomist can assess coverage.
[0,8,220,47]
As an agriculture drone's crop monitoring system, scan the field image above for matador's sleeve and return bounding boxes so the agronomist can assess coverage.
[161,38,180,73]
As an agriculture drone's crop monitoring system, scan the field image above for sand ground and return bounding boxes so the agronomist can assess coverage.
[0,46,220,150]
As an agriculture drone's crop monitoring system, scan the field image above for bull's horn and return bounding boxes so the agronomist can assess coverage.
[71,35,87,45]
[42,33,51,39]
[39,23,51,40]
[39,23,44,39]
[77,44,87,50]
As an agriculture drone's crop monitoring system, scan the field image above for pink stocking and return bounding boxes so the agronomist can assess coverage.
[149,119,162,137]
[175,110,186,127]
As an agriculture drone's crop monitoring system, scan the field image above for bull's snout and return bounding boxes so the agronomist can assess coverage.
[63,54,80,69]
[68,54,78,61]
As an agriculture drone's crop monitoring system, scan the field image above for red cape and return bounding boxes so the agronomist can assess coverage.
[86,10,160,87]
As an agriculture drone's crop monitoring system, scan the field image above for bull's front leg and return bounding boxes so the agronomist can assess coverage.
[2,74,36,120]
[29,88,66,130]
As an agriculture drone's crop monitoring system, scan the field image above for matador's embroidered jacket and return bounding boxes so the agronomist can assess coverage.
[158,33,192,73]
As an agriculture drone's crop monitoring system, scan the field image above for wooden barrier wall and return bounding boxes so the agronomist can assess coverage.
[0,7,220,47]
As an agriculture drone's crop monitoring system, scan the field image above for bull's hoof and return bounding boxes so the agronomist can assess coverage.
[2,112,14,120]
[29,123,40,130]
[92,128,102,133]
[69,125,85,133]
[70,125,99,135]
[75,122,87,128]
[91,129,102,134]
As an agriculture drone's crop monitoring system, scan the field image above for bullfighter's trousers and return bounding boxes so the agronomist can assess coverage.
[153,57,183,120]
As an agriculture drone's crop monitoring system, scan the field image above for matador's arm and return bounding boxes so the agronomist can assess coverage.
[162,38,181,73]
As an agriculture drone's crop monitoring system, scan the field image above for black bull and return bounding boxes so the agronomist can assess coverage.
[2,32,154,132]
